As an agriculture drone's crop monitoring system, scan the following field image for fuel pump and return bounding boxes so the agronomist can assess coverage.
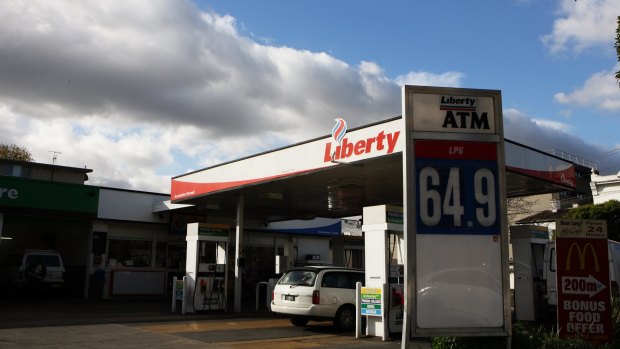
[510,225,550,321]
[185,223,230,313]
[387,231,405,332]
[361,205,405,339]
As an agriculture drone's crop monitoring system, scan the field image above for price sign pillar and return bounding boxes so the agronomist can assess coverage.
[402,86,511,342]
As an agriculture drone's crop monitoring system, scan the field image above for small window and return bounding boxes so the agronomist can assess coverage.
[279,270,317,286]
[108,239,152,267]
[25,255,61,267]
[321,272,359,289]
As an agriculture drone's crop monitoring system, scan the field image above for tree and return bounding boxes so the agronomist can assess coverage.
[507,197,535,224]
[0,144,34,162]
[563,200,620,241]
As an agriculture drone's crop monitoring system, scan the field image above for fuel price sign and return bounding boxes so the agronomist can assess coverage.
[414,140,500,235]
[404,86,509,338]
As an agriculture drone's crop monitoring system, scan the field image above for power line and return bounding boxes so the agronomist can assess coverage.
[593,147,620,160]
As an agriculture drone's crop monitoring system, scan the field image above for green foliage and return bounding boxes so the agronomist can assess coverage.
[432,335,506,349]
[612,298,620,349]
[431,299,620,348]
[0,144,34,162]
[431,323,597,349]
[563,200,620,241]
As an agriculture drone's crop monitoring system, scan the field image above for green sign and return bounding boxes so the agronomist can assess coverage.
[175,279,184,301]
[0,176,99,215]
[198,223,230,237]
[361,287,382,316]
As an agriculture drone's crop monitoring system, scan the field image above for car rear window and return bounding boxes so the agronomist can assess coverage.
[25,255,61,267]
[278,270,317,286]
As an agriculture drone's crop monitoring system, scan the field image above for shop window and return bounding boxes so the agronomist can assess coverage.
[108,239,151,267]
[0,164,31,178]
[166,242,186,269]
[155,241,166,268]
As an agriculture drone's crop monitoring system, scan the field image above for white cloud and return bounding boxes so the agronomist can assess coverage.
[504,108,609,161]
[0,0,472,192]
[554,66,620,112]
[4,1,617,192]
[542,0,620,53]
[531,118,573,133]
[394,71,464,88]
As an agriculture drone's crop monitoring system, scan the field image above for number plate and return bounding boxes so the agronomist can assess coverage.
[284,295,296,301]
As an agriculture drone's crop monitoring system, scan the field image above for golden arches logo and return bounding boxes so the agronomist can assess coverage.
[565,242,599,272]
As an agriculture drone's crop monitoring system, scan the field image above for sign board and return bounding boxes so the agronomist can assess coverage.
[361,287,383,316]
[556,219,612,345]
[175,278,184,301]
[171,119,403,201]
[403,86,510,338]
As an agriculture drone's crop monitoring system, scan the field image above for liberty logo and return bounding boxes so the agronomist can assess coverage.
[324,117,399,163]
[330,117,348,161]
[440,95,490,130]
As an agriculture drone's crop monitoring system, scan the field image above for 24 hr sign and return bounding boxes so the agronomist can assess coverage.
[414,140,499,235]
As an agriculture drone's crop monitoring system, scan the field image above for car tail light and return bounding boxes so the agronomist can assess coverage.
[271,291,274,301]
[312,290,320,305]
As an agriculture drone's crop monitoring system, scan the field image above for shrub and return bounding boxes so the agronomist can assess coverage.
[432,298,620,348]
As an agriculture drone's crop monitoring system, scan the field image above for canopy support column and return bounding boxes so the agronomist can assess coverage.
[234,195,244,312]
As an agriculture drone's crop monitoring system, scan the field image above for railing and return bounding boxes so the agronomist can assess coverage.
[546,149,598,170]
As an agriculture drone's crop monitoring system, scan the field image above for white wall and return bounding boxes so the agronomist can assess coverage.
[98,188,169,223]
[591,172,620,204]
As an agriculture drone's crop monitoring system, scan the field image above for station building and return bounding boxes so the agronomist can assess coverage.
[0,115,597,309]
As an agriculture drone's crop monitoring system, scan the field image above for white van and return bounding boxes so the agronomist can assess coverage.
[271,266,364,330]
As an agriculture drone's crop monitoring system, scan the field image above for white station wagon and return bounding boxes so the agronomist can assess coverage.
[0,249,65,296]
[271,266,364,330]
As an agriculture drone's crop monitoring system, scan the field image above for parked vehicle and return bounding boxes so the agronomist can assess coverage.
[0,249,65,295]
[270,266,364,330]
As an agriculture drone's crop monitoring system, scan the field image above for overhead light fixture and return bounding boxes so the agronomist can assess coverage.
[1,236,12,240]
[259,192,283,200]
[197,203,220,210]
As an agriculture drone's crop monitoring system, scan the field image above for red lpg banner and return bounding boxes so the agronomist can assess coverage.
[556,220,612,345]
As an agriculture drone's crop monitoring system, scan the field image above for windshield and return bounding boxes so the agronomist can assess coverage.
[278,270,317,286]
[25,255,61,267]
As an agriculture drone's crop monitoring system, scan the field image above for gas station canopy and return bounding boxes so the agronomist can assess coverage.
[171,116,591,222]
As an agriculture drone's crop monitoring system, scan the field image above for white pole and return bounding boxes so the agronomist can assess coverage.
[0,213,4,249]
[356,281,362,338]
[172,276,177,313]
[234,195,244,312]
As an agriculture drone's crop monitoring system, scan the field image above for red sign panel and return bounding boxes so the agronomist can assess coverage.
[556,220,612,344]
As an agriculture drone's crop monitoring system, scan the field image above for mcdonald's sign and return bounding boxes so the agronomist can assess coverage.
[565,242,600,272]
[556,219,612,345]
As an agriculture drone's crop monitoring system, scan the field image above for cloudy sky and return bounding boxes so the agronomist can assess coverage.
[1,0,619,193]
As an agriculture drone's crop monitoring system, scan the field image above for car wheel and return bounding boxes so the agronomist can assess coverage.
[290,317,309,327]
[334,305,355,331]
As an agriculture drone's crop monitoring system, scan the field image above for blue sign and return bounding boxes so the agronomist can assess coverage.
[415,140,500,235]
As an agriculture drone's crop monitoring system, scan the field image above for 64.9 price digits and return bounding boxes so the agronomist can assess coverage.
[418,166,496,228]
